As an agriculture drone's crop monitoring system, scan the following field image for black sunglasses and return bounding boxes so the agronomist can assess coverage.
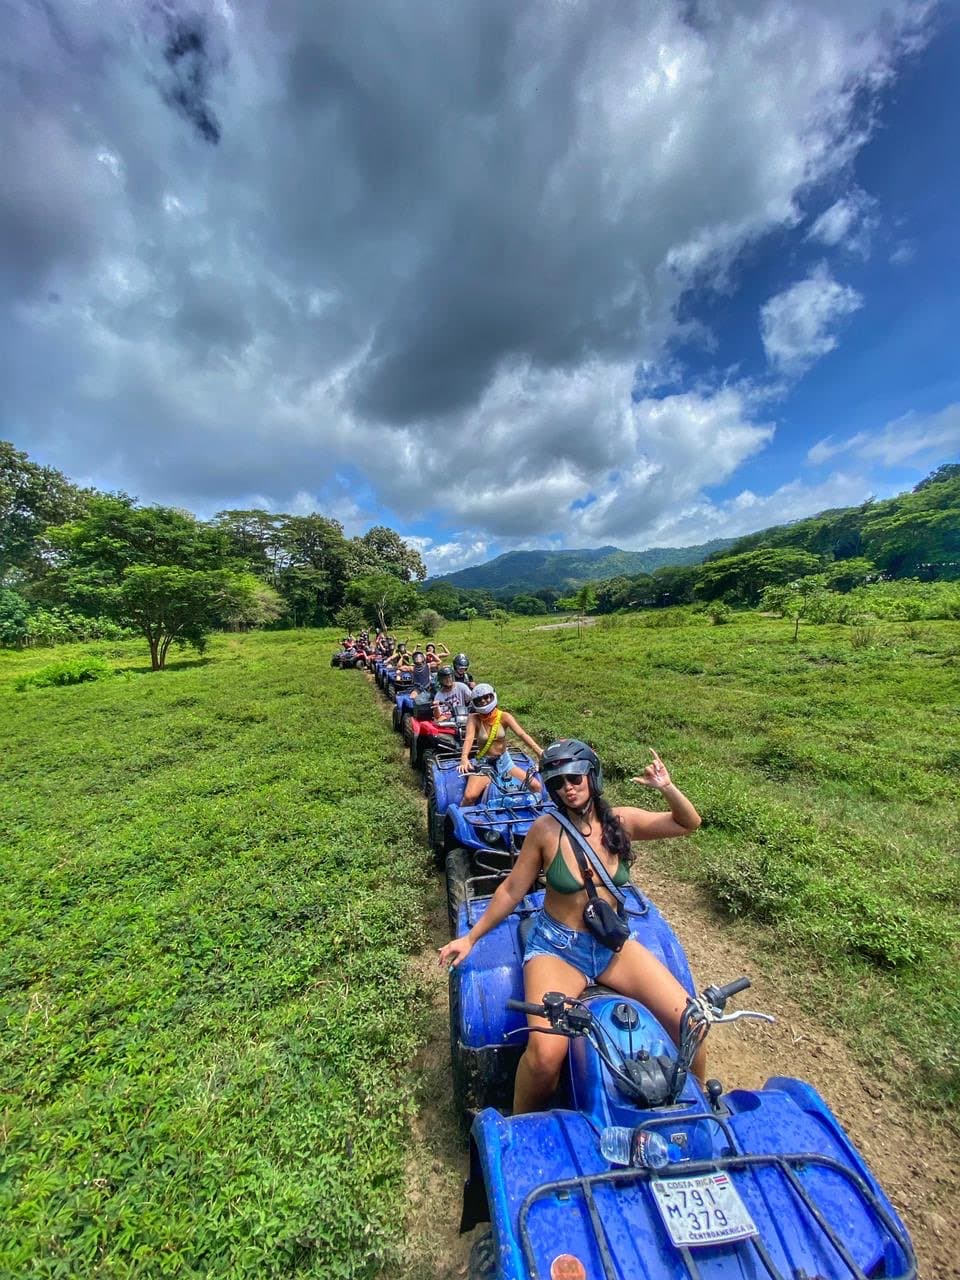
[547,772,585,788]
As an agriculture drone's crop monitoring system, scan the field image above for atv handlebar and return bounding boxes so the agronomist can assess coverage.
[703,976,751,1009]
[506,999,549,1017]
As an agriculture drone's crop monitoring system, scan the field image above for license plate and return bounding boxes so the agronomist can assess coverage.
[651,1172,758,1248]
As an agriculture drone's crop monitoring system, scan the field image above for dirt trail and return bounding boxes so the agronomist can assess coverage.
[373,685,959,1279]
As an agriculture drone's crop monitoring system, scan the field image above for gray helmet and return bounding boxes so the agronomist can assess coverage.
[454,652,469,670]
[470,682,497,713]
[540,738,603,796]
[437,665,455,681]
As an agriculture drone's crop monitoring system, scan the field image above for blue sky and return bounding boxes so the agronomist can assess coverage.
[2,1,958,575]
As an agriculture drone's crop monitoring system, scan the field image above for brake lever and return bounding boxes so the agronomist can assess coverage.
[712,1008,775,1025]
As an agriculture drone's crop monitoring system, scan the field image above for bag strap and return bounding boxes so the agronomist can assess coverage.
[476,709,502,759]
[553,811,626,908]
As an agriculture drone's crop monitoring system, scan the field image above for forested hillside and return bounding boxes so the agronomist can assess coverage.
[582,463,960,614]
[427,538,735,595]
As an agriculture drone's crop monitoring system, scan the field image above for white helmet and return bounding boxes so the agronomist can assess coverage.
[470,683,497,713]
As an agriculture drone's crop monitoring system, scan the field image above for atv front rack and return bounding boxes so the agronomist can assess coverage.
[517,1111,916,1280]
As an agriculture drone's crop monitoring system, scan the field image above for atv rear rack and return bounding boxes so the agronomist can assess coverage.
[518,1111,916,1280]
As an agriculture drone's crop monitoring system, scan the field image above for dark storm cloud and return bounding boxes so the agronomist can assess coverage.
[161,17,222,144]
[0,0,934,558]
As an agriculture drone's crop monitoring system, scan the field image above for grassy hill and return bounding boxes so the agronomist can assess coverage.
[428,538,735,595]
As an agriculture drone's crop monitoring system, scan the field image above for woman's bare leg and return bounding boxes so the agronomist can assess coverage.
[513,953,588,1113]
[599,940,706,1081]
[462,773,491,804]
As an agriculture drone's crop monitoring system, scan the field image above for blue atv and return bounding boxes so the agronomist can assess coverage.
[426,754,544,874]
[383,665,414,702]
[451,898,916,1279]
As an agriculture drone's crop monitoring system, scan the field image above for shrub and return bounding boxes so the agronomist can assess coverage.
[417,608,444,636]
[707,602,733,625]
[850,624,879,650]
[14,657,113,690]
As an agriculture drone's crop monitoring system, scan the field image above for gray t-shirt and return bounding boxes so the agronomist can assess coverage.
[432,682,472,718]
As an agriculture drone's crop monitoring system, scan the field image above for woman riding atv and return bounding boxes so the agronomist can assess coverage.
[439,739,703,1113]
[458,684,544,805]
[423,642,449,668]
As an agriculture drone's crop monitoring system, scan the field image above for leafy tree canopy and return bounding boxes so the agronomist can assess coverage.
[0,440,91,582]
[345,573,420,631]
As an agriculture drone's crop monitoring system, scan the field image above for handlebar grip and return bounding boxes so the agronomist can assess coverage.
[709,977,751,1004]
[506,999,546,1016]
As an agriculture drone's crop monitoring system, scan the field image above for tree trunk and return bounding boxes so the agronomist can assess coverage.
[149,637,161,670]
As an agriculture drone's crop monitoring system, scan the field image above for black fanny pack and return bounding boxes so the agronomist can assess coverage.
[553,812,631,953]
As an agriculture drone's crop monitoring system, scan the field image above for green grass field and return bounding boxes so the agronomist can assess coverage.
[2,612,958,1274]
[0,632,427,1278]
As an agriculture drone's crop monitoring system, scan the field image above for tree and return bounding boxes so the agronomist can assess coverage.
[0,441,92,584]
[348,526,426,582]
[489,607,510,639]
[760,575,829,641]
[823,557,876,592]
[420,583,460,616]
[459,606,478,626]
[45,496,226,589]
[510,593,548,615]
[695,548,822,604]
[649,564,698,607]
[113,567,268,669]
[345,573,420,631]
[0,586,29,646]
[335,605,366,634]
[862,494,960,580]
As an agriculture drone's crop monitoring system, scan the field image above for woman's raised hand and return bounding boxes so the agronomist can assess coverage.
[438,936,473,969]
[631,748,672,791]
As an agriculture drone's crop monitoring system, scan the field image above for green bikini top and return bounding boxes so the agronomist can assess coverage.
[544,822,630,894]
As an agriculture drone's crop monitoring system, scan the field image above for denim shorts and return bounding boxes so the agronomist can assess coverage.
[522,910,617,983]
[480,749,515,781]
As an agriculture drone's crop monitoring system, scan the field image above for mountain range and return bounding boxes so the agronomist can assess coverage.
[427,539,736,595]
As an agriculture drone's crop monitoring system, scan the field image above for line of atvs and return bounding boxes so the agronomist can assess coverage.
[351,649,918,1278]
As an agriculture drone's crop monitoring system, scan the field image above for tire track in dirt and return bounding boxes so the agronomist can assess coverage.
[367,676,959,1279]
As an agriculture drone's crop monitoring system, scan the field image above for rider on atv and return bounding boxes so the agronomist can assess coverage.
[452,652,475,689]
[424,642,450,669]
[432,665,472,720]
[439,739,702,1113]
[409,650,434,692]
[458,685,544,806]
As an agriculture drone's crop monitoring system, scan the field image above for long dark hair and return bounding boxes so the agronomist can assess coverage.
[556,790,633,866]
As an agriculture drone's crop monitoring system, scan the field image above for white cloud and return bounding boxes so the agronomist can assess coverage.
[760,265,863,374]
[414,535,491,577]
[806,189,876,254]
[629,471,879,547]
[808,403,960,469]
[889,241,917,266]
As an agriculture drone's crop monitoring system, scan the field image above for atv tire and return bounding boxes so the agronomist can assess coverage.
[469,1231,496,1280]
[402,713,414,748]
[446,847,473,934]
[391,704,402,732]
[427,798,447,868]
